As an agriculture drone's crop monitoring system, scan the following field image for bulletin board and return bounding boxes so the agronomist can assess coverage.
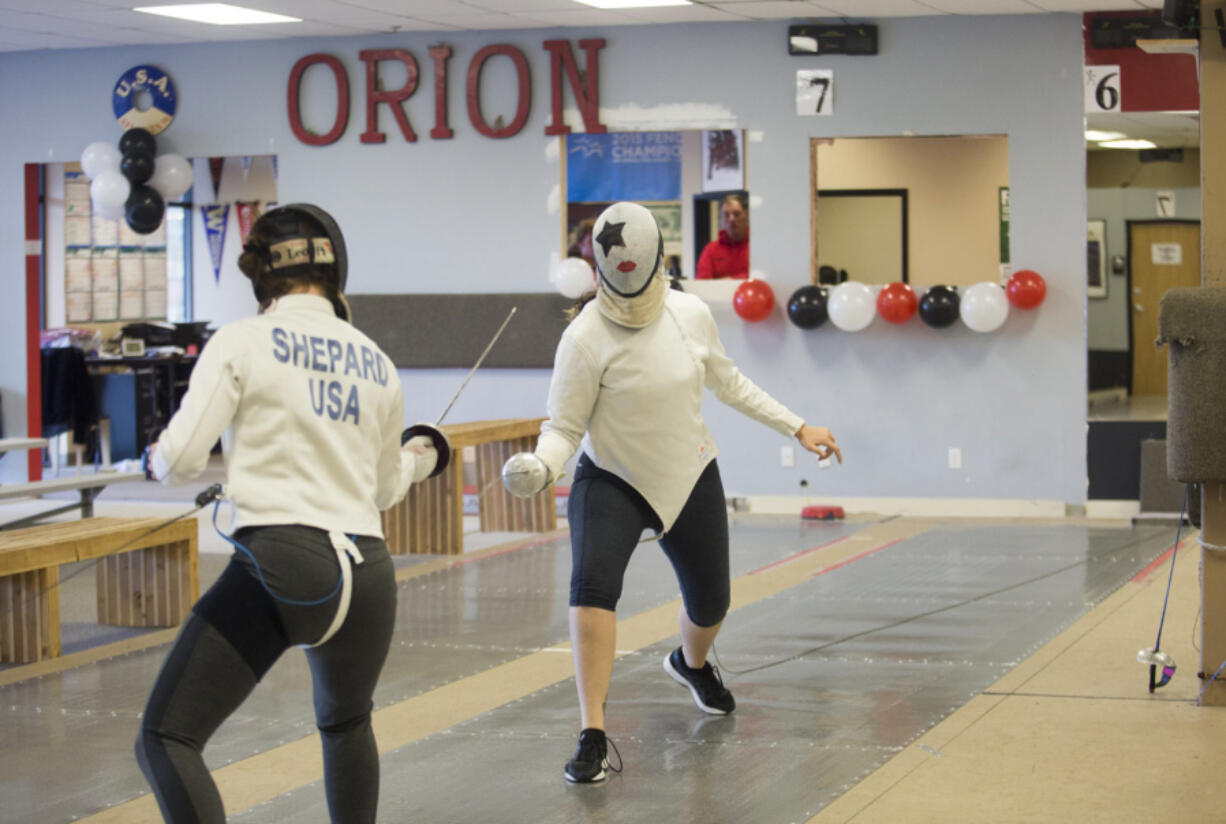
[64,169,168,324]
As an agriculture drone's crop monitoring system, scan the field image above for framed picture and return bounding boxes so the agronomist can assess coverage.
[1087,219,1107,299]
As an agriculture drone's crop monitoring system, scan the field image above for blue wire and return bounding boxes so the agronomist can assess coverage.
[211,499,343,607]
[1200,660,1226,700]
[1152,485,1188,653]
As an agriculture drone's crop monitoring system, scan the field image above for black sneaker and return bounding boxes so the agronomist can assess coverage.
[564,728,622,783]
[664,646,736,715]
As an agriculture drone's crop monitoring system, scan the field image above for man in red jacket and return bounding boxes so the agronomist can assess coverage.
[695,193,749,279]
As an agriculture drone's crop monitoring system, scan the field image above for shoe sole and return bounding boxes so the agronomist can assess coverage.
[663,654,731,715]
[564,765,607,784]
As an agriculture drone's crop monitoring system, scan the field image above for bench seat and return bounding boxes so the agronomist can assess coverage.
[0,516,198,664]
[0,470,146,529]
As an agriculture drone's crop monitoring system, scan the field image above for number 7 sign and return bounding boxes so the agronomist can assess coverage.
[796,69,834,116]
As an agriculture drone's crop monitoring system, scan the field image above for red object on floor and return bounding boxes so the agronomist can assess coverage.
[801,505,844,520]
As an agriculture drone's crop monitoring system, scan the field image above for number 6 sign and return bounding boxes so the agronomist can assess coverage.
[796,69,834,116]
[1084,65,1121,113]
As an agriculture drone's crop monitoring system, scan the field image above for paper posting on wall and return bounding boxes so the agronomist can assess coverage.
[1156,190,1176,217]
[120,290,145,320]
[701,130,743,193]
[119,251,144,290]
[91,216,119,247]
[1152,243,1182,265]
[66,291,92,323]
[1084,65,1121,113]
[118,218,145,247]
[65,172,90,214]
[91,249,118,291]
[201,203,230,283]
[145,289,167,319]
[66,250,92,292]
[65,216,92,246]
[795,69,834,116]
[144,251,168,290]
[93,289,119,322]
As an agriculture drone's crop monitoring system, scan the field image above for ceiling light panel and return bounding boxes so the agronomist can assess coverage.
[133,4,301,25]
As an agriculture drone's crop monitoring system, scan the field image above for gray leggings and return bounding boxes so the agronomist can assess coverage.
[135,525,397,823]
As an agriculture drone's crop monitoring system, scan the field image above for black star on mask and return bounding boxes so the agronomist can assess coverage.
[595,221,626,256]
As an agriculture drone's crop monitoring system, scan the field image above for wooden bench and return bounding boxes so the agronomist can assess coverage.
[381,418,557,555]
[0,516,198,664]
[0,471,147,530]
[0,437,49,453]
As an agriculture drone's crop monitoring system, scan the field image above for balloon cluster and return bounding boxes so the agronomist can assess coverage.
[782,270,1047,333]
[81,128,192,235]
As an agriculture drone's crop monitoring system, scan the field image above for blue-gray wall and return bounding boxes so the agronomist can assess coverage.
[0,15,1089,504]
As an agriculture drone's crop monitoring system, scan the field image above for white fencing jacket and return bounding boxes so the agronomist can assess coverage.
[151,294,422,538]
[536,289,804,532]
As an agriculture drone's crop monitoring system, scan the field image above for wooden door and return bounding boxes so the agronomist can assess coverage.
[1130,221,1201,396]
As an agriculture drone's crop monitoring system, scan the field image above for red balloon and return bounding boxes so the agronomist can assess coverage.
[1006,269,1046,310]
[733,280,775,322]
[876,282,917,324]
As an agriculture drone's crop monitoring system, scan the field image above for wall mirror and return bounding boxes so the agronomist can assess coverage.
[563,130,749,283]
[811,135,1010,286]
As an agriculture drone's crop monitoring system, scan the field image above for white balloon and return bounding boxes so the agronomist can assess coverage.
[551,257,596,299]
[960,281,1010,333]
[90,170,130,214]
[93,198,126,221]
[149,154,193,201]
[827,281,876,332]
[80,141,121,179]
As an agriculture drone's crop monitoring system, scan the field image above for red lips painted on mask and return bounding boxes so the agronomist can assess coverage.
[617,261,637,272]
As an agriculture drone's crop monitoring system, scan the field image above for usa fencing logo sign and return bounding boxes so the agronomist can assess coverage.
[113,65,177,135]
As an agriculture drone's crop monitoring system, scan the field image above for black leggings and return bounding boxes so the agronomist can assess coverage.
[135,526,397,824]
[568,455,730,627]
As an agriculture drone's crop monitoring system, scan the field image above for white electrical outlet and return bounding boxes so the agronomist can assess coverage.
[781,446,795,467]
[948,447,962,470]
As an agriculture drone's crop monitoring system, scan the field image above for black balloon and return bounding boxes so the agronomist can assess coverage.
[120,152,154,186]
[118,127,157,159]
[919,285,960,329]
[125,185,165,234]
[787,285,829,329]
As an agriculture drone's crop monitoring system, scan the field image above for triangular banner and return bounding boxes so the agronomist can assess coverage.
[200,203,229,283]
[208,157,225,200]
[236,200,260,245]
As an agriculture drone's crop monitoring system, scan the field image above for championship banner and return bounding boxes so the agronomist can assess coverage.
[236,201,260,245]
[201,203,229,283]
[241,156,252,180]
[270,155,277,180]
[566,132,681,203]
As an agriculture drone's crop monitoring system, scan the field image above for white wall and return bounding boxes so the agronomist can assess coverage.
[189,155,277,327]
[0,16,1089,508]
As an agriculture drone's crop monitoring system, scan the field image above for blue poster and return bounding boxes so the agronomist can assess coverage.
[200,204,230,283]
[567,133,681,203]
